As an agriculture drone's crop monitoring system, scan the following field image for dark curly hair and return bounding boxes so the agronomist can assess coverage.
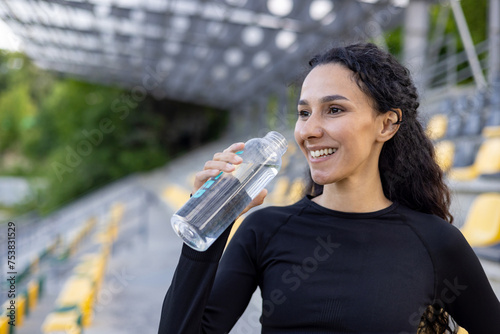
[303,43,455,333]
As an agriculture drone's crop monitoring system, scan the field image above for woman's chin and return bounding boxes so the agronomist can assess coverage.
[311,173,335,186]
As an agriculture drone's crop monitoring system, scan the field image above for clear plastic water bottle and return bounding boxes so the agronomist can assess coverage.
[171,131,288,251]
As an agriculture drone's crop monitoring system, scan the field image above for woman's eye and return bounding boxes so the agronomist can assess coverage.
[328,106,343,114]
[297,110,311,118]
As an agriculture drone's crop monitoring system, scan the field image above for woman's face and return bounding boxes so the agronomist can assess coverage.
[294,63,386,186]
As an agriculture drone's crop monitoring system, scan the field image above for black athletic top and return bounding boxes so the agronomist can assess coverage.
[158,196,500,333]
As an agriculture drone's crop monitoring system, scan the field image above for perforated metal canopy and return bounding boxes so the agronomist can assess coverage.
[0,0,409,110]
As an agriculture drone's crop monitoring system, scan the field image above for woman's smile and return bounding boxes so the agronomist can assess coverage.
[307,146,338,162]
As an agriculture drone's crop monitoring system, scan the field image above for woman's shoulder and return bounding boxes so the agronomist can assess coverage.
[394,204,470,255]
[237,197,308,235]
[226,198,308,254]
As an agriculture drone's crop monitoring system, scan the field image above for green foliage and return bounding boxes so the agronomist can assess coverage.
[385,26,403,59]
[428,0,487,51]
[382,0,488,60]
[0,53,228,216]
[0,84,36,152]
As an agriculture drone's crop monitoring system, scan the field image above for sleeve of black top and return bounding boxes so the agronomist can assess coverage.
[157,226,231,334]
[157,216,259,334]
[201,216,260,333]
[434,224,500,332]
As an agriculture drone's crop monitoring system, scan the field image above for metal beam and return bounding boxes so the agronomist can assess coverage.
[450,0,487,88]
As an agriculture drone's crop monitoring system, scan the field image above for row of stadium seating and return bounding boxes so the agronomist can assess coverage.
[41,203,124,334]
[424,85,500,269]
[426,88,500,140]
[427,87,500,180]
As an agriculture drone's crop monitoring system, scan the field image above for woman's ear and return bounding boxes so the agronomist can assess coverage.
[377,109,401,143]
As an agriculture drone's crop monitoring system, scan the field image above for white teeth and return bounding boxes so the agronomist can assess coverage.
[311,148,337,158]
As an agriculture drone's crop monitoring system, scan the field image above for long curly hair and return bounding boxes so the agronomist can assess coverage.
[303,43,455,333]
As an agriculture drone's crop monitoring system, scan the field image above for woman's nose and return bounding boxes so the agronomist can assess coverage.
[299,113,323,140]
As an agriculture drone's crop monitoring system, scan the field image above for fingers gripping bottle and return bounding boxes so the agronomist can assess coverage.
[171,131,288,251]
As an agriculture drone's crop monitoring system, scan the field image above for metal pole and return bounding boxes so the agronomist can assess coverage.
[449,0,488,88]
[489,0,500,84]
[448,35,458,88]
[403,0,431,91]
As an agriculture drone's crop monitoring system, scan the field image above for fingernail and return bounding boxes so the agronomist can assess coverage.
[234,156,243,163]
[226,163,234,170]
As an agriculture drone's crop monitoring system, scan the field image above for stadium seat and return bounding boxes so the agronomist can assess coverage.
[42,310,82,334]
[268,177,290,205]
[449,138,500,180]
[460,193,500,247]
[288,178,306,204]
[483,107,500,138]
[425,114,447,140]
[56,277,94,327]
[451,139,479,168]
[483,80,500,137]
[462,91,487,136]
[445,112,464,139]
[0,316,8,334]
[162,184,191,210]
[475,138,500,178]
[434,140,454,172]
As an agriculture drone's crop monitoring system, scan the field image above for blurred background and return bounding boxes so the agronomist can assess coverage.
[0,0,499,333]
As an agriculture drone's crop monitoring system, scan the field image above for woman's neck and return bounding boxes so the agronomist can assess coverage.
[312,173,392,213]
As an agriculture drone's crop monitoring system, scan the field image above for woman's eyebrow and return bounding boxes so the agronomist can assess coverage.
[298,94,350,106]
[320,94,350,103]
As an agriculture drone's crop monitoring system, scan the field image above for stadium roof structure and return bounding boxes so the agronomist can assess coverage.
[0,0,410,110]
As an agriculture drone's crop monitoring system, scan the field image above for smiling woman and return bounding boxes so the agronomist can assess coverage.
[158,43,500,334]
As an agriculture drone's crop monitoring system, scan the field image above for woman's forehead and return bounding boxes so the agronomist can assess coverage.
[300,64,368,105]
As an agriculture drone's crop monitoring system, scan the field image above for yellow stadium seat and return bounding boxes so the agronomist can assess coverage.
[77,254,107,289]
[447,166,477,181]
[56,277,94,327]
[110,203,124,224]
[461,193,500,247]
[449,138,500,180]
[426,114,448,140]
[162,184,191,210]
[0,316,9,334]
[42,310,82,334]
[483,125,500,138]
[281,150,290,171]
[27,280,40,311]
[475,138,500,175]
[288,178,306,204]
[15,294,26,327]
[434,140,454,172]
[226,216,245,247]
[268,177,290,205]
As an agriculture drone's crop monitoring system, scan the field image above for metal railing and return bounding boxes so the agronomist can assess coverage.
[423,38,490,105]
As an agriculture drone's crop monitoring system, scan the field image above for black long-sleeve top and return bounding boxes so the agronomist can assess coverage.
[158,196,500,333]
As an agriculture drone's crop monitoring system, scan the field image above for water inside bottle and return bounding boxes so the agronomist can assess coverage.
[172,161,279,249]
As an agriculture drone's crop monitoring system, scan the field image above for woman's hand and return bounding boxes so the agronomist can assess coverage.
[192,142,267,217]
